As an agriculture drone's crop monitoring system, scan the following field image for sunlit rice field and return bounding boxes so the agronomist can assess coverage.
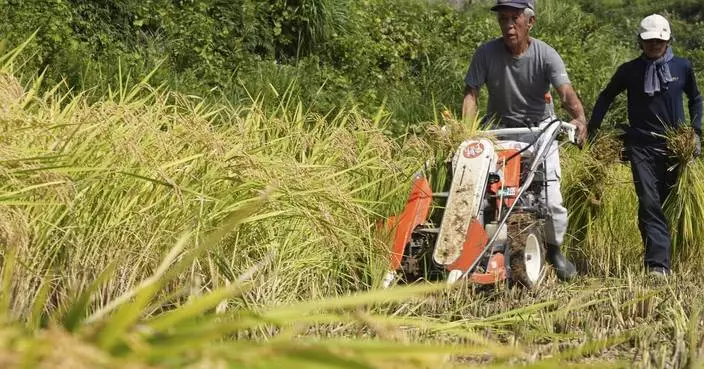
[0,40,702,368]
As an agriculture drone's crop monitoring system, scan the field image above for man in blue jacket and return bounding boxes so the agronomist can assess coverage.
[588,14,702,277]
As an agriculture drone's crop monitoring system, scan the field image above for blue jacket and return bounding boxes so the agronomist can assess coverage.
[589,55,702,145]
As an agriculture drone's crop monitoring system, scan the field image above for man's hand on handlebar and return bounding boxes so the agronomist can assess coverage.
[570,118,588,148]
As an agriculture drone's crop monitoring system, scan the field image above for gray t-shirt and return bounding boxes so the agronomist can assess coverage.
[465,37,571,127]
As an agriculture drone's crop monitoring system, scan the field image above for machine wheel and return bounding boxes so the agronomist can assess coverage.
[507,212,546,288]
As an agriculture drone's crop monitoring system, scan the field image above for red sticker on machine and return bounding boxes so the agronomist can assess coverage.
[462,142,485,158]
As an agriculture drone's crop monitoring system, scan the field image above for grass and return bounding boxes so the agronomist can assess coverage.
[0,41,703,368]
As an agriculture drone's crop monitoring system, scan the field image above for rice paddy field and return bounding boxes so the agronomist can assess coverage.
[0,25,704,369]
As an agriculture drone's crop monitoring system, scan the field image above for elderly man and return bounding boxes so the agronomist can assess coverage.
[588,14,702,277]
[462,0,587,281]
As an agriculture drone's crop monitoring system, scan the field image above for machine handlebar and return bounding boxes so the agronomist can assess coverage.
[484,119,578,146]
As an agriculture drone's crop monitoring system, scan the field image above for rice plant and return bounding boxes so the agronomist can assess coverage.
[663,126,704,272]
[0,37,703,368]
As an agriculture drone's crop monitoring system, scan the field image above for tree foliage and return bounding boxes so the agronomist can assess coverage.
[0,0,703,133]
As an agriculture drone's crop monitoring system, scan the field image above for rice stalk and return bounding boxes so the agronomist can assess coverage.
[662,126,704,272]
[561,129,639,276]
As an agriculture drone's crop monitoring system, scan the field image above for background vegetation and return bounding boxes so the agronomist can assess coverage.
[0,0,703,368]
[6,0,702,134]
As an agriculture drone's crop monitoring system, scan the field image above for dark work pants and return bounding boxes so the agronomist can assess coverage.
[628,145,680,271]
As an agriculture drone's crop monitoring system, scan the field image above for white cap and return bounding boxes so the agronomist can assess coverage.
[639,14,671,41]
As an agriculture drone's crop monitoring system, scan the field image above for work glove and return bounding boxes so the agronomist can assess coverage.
[573,120,588,148]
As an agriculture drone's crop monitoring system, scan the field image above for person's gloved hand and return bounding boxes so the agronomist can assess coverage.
[569,119,587,149]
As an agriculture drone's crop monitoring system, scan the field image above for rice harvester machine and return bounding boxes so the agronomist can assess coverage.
[381,111,578,288]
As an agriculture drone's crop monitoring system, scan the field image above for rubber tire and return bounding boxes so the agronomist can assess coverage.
[507,212,546,289]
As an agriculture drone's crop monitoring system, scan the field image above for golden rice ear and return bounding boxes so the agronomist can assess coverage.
[0,73,24,113]
[0,206,30,255]
[665,125,697,164]
[588,130,625,165]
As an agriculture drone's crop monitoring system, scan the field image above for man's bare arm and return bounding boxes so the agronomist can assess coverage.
[556,84,587,144]
[462,85,479,124]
